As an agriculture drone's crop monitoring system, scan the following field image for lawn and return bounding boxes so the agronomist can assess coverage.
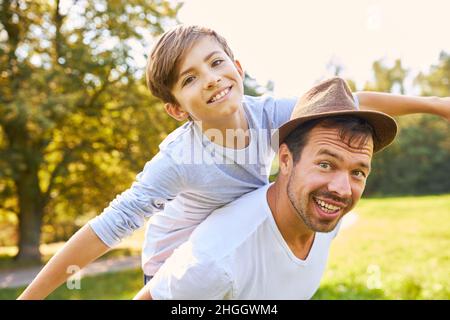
[314,194,450,299]
[1,194,449,300]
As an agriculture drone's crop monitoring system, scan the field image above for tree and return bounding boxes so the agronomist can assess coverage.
[243,72,274,96]
[416,51,450,97]
[364,58,407,94]
[0,0,181,262]
[363,56,450,196]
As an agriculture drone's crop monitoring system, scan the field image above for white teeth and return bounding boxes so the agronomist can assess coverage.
[210,87,230,102]
[314,198,341,213]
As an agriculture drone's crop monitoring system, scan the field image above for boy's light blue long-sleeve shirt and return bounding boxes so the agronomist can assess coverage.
[89,93,359,276]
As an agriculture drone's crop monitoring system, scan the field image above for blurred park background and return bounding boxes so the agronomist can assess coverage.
[0,0,449,299]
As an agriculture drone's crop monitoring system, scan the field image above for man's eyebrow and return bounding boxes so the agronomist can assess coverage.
[317,148,371,171]
[178,50,222,79]
[317,149,343,162]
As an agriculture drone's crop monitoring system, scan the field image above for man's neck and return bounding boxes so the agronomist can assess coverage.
[267,183,315,260]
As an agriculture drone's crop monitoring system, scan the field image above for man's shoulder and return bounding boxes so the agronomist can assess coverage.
[150,241,233,299]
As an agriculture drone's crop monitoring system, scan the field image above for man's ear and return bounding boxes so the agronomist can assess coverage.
[164,103,189,121]
[278,143,293,176]
[234,60,244,78]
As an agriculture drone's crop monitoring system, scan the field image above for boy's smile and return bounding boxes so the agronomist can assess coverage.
[167,36,245,130]
[207,86,232,104]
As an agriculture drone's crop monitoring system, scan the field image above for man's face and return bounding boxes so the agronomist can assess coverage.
[286,125,373,233]
[169,36,245,123]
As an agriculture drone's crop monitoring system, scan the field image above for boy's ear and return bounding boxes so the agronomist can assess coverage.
[234,60,244,78]
[164,103,189,121]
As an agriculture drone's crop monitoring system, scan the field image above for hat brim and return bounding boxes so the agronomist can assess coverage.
[276,110,398,153]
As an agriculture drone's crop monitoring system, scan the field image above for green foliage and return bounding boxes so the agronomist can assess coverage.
[243,72,273,96]
[0,0,449,260]
[363,54,450,196]
[366,114,450,196]
[364,58,407,94]
[416,51,450,97]
[0,0,181,258]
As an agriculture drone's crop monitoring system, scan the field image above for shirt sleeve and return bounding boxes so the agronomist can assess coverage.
[149,242,233,300]
[89,151,186,247]
[271,97,298,129]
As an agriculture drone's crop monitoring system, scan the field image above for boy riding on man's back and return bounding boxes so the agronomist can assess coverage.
[18,25,450,299]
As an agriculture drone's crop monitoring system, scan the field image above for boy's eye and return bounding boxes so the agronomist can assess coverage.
[182,76,195,87]
[212,59,224,67]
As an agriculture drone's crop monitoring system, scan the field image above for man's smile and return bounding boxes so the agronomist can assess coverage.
[312,196,346,219]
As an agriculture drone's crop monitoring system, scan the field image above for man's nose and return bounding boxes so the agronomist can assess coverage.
[328,172,352,199]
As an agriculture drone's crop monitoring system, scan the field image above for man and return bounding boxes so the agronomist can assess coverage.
[133,77,398,300]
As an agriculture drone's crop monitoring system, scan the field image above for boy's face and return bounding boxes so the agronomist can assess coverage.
[167,36,245,123]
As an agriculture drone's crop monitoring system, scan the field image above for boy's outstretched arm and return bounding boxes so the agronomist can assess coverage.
[133,282,153,300]
[356,92,450,121]
[17,224,110,300]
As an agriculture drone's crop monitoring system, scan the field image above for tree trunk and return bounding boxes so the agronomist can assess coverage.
[14,170,44,263]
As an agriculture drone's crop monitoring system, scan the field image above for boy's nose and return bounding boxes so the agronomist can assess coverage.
[204,74,221,89]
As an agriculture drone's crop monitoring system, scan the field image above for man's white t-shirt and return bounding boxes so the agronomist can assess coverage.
[149,184,341,300]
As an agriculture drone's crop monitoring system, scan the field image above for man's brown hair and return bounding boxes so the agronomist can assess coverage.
[146,25,235,104]
[284,116,376,164]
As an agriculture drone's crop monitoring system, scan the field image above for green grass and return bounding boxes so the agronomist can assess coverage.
[1,194,449,299]
[313,194,450,299]
[1,268,143,300]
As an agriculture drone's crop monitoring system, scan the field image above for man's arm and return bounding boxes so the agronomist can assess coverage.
[17,224,110,300]
[356,92,450,121]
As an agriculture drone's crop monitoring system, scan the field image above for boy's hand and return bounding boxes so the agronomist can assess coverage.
[439,97,450,122]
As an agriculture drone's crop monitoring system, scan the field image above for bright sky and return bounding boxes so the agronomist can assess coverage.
[176,0,450,96]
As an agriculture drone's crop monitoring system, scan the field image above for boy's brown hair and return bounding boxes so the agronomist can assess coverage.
[146,25,235,105]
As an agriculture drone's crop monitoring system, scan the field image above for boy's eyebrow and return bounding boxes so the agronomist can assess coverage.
[178,50,222,79]
[316,148,371,172]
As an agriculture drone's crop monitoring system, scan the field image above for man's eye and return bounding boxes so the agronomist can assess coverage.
[319,162,330,169]
[353,170,366,178]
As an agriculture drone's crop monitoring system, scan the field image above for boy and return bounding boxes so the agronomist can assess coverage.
[18,25,450,299]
